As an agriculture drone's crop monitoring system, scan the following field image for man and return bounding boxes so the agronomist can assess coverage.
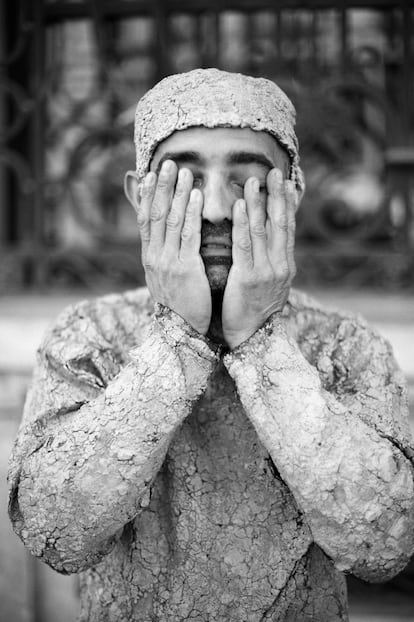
[8,68,414,621]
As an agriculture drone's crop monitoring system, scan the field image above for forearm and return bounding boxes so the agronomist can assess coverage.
[11,308,218,573]
[224,314,414,580]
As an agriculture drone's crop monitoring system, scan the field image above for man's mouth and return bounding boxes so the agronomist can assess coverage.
[201,238,232,257]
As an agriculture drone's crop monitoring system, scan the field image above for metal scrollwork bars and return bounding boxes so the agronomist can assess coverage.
[0,0,413,292]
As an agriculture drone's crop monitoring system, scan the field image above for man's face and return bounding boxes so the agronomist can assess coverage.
[150,127,290,292]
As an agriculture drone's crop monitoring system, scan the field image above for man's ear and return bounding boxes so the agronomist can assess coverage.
[124,171,142,216]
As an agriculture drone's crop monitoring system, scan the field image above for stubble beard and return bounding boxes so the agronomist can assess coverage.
[202,256,232,346]
[200,221,232,346]
[203,257,231,293]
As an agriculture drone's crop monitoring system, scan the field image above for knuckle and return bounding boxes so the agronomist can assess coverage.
[138,225,150,243]
[237,236,252,252]
[174,183,186,198]
[181,224,193,241]
[142,183,153,198]
[275,261,289,281]
[158,256,170,275]
[150,204,164,222]
[143,254,155,271]
[136,207,148,227]
[137,215,149,232]
[260,267,274,285]
[244,270,257,286]
[137,215,148,229]
[156,174,170,190]
[175,261,187,276]
[250,222,266,237]
[185,201,195,217]
[166,210,180,230]
[140,233,150,247]
[276,217,289,232]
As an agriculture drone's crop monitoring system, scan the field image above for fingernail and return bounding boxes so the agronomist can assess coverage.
[190,188,202,203]
[144,172,156,187]
[162,160,174,173]
[178,167,189,183]
[274,169,283,183]
[238,199,246,214]
[251,178,260,193]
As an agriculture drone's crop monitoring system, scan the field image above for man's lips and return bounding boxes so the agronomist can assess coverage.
[201,238,232,257]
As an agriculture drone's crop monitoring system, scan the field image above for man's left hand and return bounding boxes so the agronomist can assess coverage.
[222,169,297,350]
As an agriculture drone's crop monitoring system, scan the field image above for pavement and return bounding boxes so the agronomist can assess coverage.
[1,287,413,622]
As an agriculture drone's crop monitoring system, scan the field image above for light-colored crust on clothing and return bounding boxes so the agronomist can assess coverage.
[8,287,414,621]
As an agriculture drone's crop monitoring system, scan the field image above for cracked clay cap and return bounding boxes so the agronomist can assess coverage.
[134,68,305,196]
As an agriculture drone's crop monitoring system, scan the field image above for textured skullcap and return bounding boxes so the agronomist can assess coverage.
[134,68,305,195]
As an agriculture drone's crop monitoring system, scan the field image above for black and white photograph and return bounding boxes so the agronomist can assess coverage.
[1,1,413,621]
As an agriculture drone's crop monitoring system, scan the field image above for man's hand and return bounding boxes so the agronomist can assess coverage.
[222,169,297,349]
[138,161,212,335]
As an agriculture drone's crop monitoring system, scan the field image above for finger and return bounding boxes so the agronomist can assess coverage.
[179,188,203,261]
[244,176,268,267]
[148,160,177,256]
[138,172,156,264]
[285,180,297,279]
[232,199,253,269]
[165,168,193,256]
[266,168,289,277]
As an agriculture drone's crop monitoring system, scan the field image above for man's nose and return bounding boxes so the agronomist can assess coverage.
[201,176,233,224]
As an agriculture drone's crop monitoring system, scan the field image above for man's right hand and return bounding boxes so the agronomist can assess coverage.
[137,160,212,336]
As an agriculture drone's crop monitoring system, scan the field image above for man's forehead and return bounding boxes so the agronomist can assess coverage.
[151,126,289,168]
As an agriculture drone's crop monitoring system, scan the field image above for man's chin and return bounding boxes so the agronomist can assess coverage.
[203,258,231,293]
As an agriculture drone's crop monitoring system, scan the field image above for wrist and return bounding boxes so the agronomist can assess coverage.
[154,303,219,355]
[225,328,257,350]
[225,312,287,353]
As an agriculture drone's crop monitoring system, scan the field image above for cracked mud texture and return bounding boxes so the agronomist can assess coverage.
[133,68,305,196]
[8,288,414,621]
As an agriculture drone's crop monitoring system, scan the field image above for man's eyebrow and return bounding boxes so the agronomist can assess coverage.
[155,151,204,174]
[226,151,275,170]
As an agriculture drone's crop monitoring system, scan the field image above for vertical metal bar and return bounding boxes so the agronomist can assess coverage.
[0,0,6,248]
[89,0,109,88]
[339,4,348,71]
[195,13,203,68]
[154,0,169,81]
[246,9,254,75]
[275,7,282,61]
[31,0,46,287]
[311,9,319,71]
[208,8,219,68]
[401,1,413,145]
[401,1,414,247]
[213,8,220,69]
[4,0,35,289]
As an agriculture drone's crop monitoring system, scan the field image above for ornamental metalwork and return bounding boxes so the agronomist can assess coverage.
[1,0,414,292]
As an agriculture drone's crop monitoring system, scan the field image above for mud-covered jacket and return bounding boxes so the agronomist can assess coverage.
[8,288,414,621]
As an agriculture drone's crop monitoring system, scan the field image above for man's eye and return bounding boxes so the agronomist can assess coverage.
[193,176,203,189]
[231,181,267,194]
[231,181,244,195]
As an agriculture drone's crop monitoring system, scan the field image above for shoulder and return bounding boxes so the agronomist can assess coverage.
[286,287,401,379]
[287,287,387,342]
[40,287,154,361]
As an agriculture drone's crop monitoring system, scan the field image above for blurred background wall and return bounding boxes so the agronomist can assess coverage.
[1,1,413,621]
[1,0,413,293]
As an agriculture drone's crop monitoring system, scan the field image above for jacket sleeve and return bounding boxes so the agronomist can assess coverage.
[223,311,414,582]
[8,302,219,574]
